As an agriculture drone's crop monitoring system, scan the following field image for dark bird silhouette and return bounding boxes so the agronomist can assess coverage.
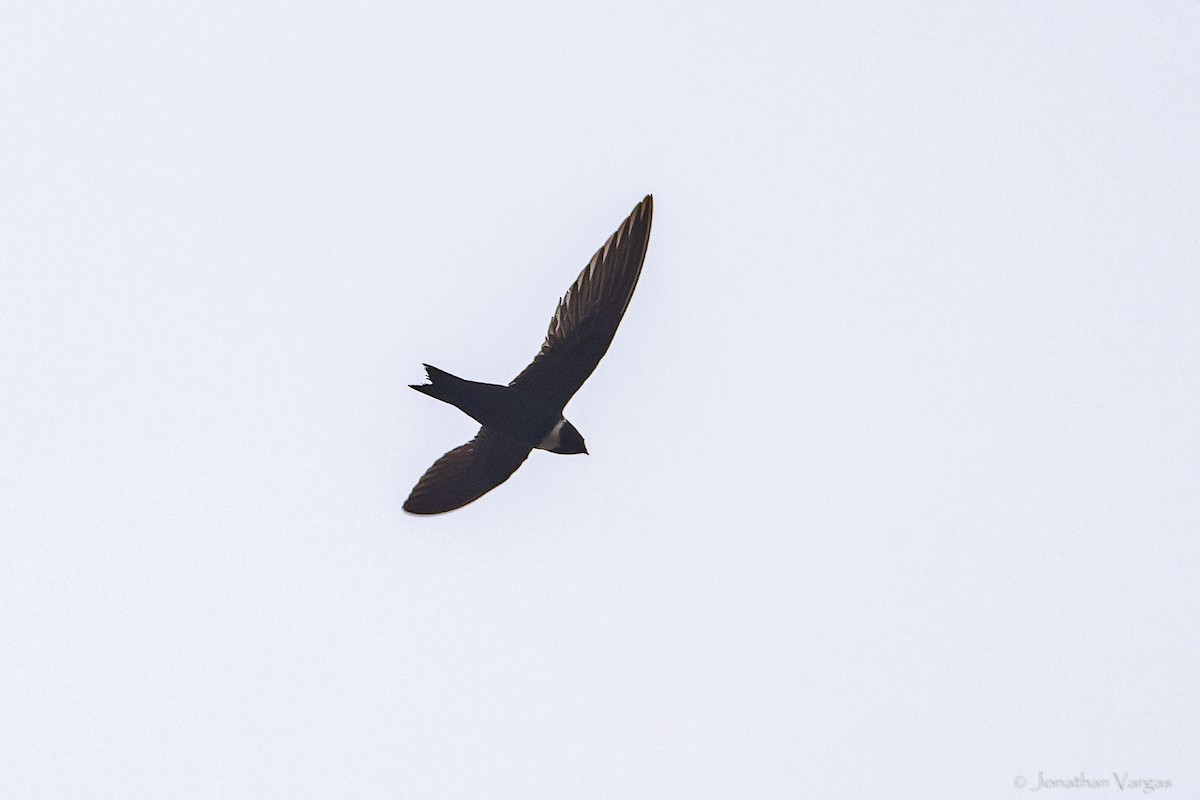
[404,195,654,515]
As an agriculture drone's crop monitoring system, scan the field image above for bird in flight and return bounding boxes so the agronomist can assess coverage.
[404,195,654,515]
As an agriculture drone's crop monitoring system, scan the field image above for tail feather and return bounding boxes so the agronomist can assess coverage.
[410,364,465,404]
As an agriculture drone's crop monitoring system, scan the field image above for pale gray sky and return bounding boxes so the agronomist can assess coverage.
[2,1,1198,798]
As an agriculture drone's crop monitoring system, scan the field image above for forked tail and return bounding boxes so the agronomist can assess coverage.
[409,364,469,406]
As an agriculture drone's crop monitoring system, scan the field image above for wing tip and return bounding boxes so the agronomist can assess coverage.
[402,498,440,515]
[633,194,653,231]
[403,487,468,516]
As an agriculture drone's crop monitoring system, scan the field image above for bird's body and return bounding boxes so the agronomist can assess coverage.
[410,365,579,453]
[404,195,653,515]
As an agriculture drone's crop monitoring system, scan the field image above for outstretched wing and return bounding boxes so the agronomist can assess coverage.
[403,427,533,515]
[508,195,653,407]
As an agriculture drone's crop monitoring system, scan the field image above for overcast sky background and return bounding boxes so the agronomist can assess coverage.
[2,1,1198,798]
